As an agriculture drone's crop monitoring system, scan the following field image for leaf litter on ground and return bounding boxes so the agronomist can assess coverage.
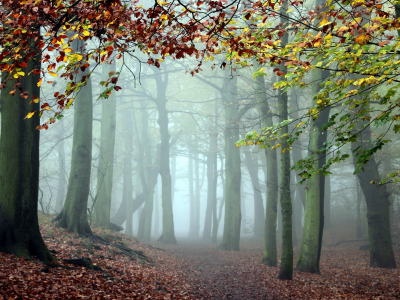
[0,217,399,299]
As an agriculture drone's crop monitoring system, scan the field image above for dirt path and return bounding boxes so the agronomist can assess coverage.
[157,241,275,300]
[154,239,400,300]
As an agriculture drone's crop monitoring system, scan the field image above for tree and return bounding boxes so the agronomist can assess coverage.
[252,64,279,265]
[0,38,54,262]
[296,70,331,274]
[276,8,293,278]
[218,75,242,250]
[122,103,134,236]
[153,66,177,244]
[93,62,117,228]
[54,39,93,236]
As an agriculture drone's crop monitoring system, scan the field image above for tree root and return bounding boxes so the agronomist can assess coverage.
[91,234,154,265]
[62,257,104,272]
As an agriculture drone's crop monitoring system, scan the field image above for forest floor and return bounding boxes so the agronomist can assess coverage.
[1,216,400,299]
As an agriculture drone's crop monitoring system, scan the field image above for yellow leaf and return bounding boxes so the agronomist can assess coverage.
[63,48,73,53]
[24,111,35,119]
[271,143,281,150]
[44,106,51,111]
[82,30,90,36]
[37,78,43,87]
[160,15,168,20]
[48,71,58,77]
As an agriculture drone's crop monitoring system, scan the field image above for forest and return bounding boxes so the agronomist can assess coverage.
[0,0,400,298]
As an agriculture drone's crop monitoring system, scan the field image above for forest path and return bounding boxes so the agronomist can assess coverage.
[156,240,276,300]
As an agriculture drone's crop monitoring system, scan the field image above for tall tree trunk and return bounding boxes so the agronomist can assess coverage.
[292,140,306,209]
[296,68,330,274]
[94,62,117,228]
[219,76,241,251]
[188,148,195,237]
[0,41,53,262]
[203,133,215,241]
[356,179,365,238]
[153,67,176,244]
[351,110,396,268]
[244,150,265,238]
[212,153,224,243]
[277,7,293,279]
[54,39,93,236]
[171,152,177,204]
[55,120,66,213]
[137,102,154,242]
[194,143,201,238]
[254,64,279,266]
[123,105,134,237]
[111,131,181,226]
[153,179,160,237]
[324,174,332,229]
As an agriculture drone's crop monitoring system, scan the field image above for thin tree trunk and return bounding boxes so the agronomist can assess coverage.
[55,120,66,214]
[324,174,332,229]
[111,131,182,226]
[244,150,265,238]
[254,64,279,266]
[212,154,225,243]
[356,179,365,239]
[188,148,195,237]
[171,153,177,204]
[277,6,293,279]
[123,105,134,237]
[137,102,154,242]
[219,76,241,251]
[203,134,215,241]
[151,70,175,244]
[94,62,117,228]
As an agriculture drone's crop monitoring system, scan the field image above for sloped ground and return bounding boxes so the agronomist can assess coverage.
[0,217,400,299]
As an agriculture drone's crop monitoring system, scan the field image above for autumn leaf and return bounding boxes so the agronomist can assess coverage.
[48,71,58,77]
[24,111,35,119]
[354,34,371,45]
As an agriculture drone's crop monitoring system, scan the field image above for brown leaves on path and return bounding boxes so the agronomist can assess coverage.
[0,217,400,299]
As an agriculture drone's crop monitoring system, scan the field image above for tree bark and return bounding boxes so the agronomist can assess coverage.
[111,131,182,226]
[154,67,176,244]
[0,42,53,262]
[244,150,265,238]
[54,39,93,236]
[219,76,242,251]
[55,120,66,214]
[94,62,117,228]
[295,67,330,274]
[254,64,279,266]
[351,112,396,268]
[123,105,134,236]
[277,7,293,279]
